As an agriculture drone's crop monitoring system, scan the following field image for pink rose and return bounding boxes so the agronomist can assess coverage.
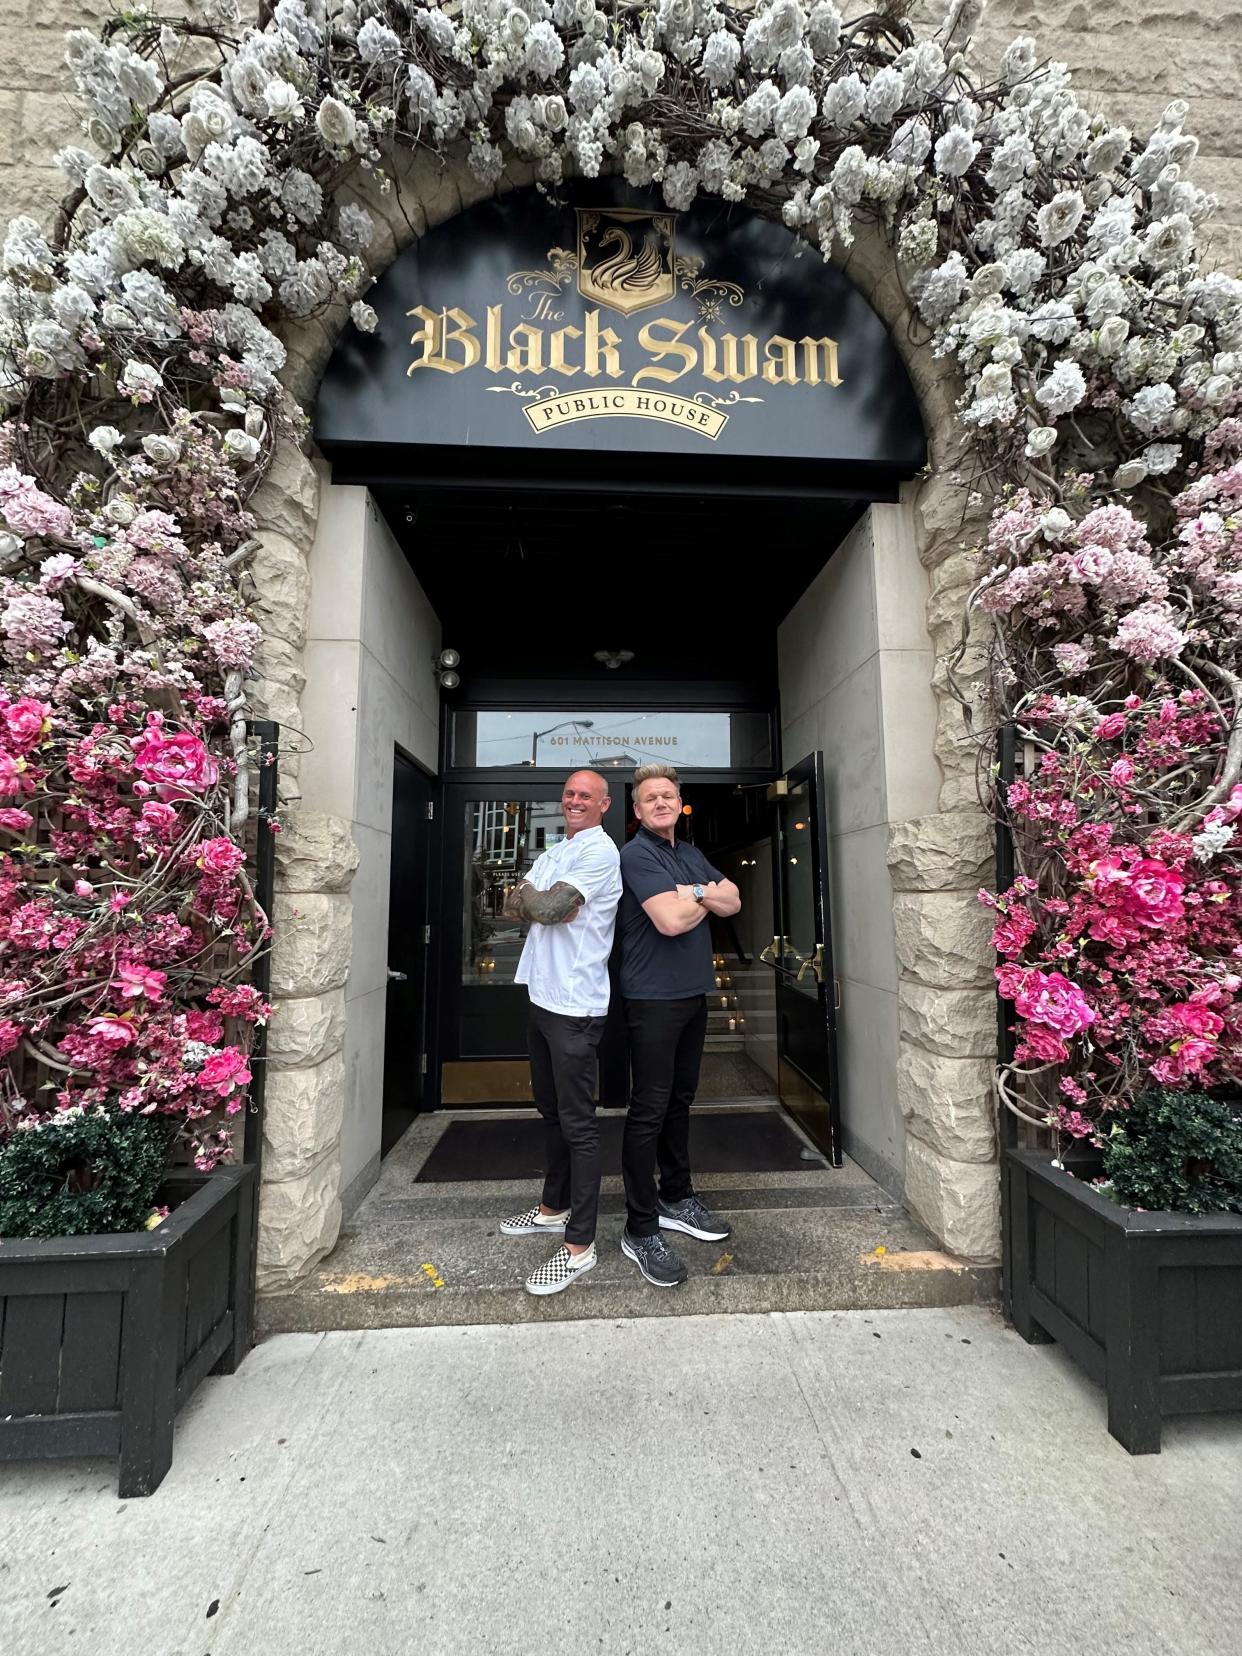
[0,807,33,831]
[0,1018,21,1056]
[1165,1001,1224,1039]
[1,698,51,752]
[1125,858,1185,925]
[198,1047,252,1098]
[1016,1024,1071,1065]
[0,751,30,800]
[196,837,245,876]
[1014,969,1097,1038]
[138,801,180,838]
[88,1015,137,1051]
[131,715,219,801]
[1094,713,1127,740]
[185,1009,225,1044]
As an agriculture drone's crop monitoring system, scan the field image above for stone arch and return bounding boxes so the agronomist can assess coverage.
[247,149,1000,1288]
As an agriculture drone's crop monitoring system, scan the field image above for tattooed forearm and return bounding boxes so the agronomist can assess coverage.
[503,881,584,925]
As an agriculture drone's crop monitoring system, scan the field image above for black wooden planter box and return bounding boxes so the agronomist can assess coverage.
[0,1162,255,1496]
[1007,1147,1242,1452]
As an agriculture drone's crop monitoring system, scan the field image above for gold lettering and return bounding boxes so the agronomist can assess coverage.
[549,325,581,377]
[633,317,697,387]
[485,305,504,372]
[507,322,544,375]
[762,335,800,386]
[799,336,843,388]
[584,311,624,379]
[406,306,480,375]
[700,329,758,385]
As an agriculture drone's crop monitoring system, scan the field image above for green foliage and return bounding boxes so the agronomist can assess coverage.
[1100,1091,1242,1216]
[0,1108,172,1239]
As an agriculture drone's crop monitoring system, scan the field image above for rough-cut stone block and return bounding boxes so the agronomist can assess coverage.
[899,982,996,1059]
[898,1045,997,1163]
[248,676,301,731]
[893,891,992,989]
[270,893,352,997]
[915,472,990,567]
[256,1152,341,1291]
[249,443,319,546]
[267,988,347,1070]
[275,809,360,894]
[250,530,312,650]
[262,1050,346,1182]
[904,1135,1000,1263]
[254,632,306,696]
[939,768,987,815]
[887,811,993,891]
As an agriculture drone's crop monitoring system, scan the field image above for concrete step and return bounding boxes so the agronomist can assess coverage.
[257,1194,997,1337]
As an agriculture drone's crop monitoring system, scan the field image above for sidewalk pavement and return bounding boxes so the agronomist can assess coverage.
[1,1307,1238,1656]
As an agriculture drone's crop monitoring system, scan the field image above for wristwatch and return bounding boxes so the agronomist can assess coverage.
[691,884,705,904]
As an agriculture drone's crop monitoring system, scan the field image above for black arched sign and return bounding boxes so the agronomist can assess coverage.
[315,182,926,494]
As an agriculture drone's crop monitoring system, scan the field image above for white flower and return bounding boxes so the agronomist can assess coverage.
[141,434,182,466]
[84,165,140,216]
[1036,360,1087,417]
[350,300,378,333]
[316,97,358,151]
[1096,315,1130,358]
[1142,214,1194,271]
[1036,190,1086,248]
[741,80,780,138]
[821,73,865,128]
[117,361,163,399]
[526,21,565,80]
[112,209,185,269]
[1125,383,1178,436]
[1028,300,1078,346]
[337,203,374,254]
[986,131,1035,192]
[1001,37,1038,82]
[1193,823,1234,862]
[864,67,905,125]
[1143,442,1181,474]
[934,125,979,179]
[775,85,816,143]
[807,1,842,58]
[793,136,820,176]
[1113,459,1148,490]
[1025,426,1058,458]
[661,161,698,211]
[1085,127,1130,176]
[889,119,931,169]
[264,80,305,122]
[223,429,261,463]
[357,18,401,62]
[88,426,124,456]
[1000,248,1046,297]
[568,62,606,113]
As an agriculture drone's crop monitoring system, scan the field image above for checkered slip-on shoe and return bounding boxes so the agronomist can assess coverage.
[499,1204,570,1237]
[525,1242,597,1297]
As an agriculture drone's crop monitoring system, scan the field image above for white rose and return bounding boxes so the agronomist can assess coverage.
[316,96,358,151]
[264,79,305,122]
[1113,460,1148,489]
[88,426,125,455]
[141,434,182,466]
[223,429,262,463]
[104,497,137,525]
[1025,426,1058,458]
[350,301,378,334]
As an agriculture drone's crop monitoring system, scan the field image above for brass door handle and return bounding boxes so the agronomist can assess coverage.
[795,944,825,984]
[758,935,783,965]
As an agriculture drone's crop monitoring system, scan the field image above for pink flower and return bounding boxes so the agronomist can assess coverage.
[992,907,1037,956]
[0,807,32,831]
[1109,757,1135,787]
[87,1015,137,1051]
[1016,1024,1071,1065]
[0,1018,21,1056]
[1094,713,1127,740]
[0,751,31,800]
[1164,1000,1224,1039]
[1,697,51,752]
[138,801,180,838]
[1126,858,1185,926]
[116,961,168,1002]
[131,714,219,800]
[196,836,245,876]
[0,468,73,538]
[1013,969,1097,1037]
[1109,600,1188,664]
[198,1047,252,1098]
[185,1009,224,1044]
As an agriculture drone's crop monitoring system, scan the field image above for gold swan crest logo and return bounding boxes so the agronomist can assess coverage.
[576,208,676,316]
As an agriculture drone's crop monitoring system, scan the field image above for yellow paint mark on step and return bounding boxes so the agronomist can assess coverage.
[420,1262,445,1290]
[320,1272,408,1295]
[712,1252,734,1275]
[862,1249,965,1274]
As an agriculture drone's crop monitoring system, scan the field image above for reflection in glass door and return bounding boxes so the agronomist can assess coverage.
[764,753,842,1163]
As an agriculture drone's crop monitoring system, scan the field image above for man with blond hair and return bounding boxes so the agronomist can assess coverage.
[617,763,742,1287]
[498,770,622,1297]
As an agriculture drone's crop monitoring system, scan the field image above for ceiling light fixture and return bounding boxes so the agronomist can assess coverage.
[593,649,635,670]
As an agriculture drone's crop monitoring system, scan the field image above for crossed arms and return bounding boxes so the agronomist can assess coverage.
[642,880,741,938]
[502,880,584,925]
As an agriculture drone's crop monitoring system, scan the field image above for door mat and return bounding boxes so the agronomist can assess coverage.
[415,1110,822,1183]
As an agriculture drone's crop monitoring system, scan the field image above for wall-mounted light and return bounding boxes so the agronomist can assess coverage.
[436,647,461,689]
[593,649,635,670]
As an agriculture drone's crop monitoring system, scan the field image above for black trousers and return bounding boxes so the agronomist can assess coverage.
[621,995,708,1237]
[527,1004,607,1247]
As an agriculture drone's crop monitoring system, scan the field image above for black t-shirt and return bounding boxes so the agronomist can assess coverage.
[618,825,725,1000]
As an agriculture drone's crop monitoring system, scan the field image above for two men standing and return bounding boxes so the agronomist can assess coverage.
[501,762,741,1296]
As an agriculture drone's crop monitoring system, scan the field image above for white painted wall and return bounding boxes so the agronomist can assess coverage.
[778,501,939,1197]
[301,473,441,1209]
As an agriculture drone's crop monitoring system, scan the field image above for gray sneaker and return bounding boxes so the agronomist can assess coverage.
[658,1194,732,1242]
[621,1228,689,1288]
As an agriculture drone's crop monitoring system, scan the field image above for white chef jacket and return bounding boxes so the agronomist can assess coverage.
[514,824,622,1017]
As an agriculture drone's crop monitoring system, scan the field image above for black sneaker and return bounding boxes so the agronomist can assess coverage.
[621,1228,688,1288]
[658,1194,732,1242]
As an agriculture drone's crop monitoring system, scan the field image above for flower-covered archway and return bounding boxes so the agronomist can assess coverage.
[2,0,1239,1278]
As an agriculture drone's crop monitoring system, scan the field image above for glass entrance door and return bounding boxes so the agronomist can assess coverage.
[763,753,842,1163]
[439,784,626,1104]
